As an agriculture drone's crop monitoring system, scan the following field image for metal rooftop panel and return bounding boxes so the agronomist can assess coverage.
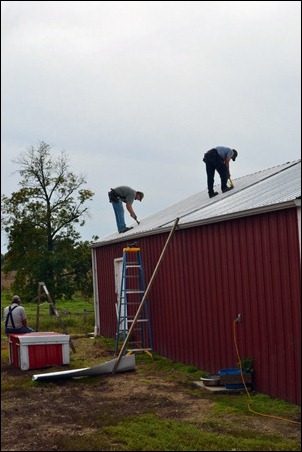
[93,160,301,247]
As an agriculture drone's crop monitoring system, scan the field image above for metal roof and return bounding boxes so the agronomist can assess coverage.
[93,160,301,247]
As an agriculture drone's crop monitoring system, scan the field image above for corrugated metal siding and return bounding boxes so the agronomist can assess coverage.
[181,162,301,225]
[94,243,124,338]
[93,208,301,404]
[93,160,300,246]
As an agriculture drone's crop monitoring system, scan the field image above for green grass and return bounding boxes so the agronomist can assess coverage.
[1,290,301,451]
[1,291,95,337]
[53,412,301,451]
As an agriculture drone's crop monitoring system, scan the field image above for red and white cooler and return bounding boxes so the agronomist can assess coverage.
[8,332,70,370]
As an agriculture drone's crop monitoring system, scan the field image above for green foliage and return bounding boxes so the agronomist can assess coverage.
[237,356,254,373]
[1,141,94,300]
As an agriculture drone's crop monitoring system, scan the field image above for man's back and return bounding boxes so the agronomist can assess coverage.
[4,303,26,329]
[113,186,136,203]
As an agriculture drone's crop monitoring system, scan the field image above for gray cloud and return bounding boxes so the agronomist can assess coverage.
[1,1,301,251]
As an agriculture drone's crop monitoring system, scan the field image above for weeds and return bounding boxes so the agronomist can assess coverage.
[1,291,301,451]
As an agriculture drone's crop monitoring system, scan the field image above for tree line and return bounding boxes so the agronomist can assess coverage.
[1,141,96,302]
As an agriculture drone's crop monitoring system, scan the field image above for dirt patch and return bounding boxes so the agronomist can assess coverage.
[1,336,300,451]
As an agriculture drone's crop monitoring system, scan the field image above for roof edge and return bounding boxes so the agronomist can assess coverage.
[91,199,300,248]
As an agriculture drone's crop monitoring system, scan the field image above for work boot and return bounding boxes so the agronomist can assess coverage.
[222,186,233,193]
[209,191,218,198]
[119,226,133,233]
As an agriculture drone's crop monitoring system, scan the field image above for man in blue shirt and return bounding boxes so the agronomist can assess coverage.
[203,147,238,198]
[108,186,144,233]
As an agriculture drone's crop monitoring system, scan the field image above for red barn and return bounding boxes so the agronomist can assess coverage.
[92,160,301,405]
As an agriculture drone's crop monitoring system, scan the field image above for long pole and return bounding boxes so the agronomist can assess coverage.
[112,217,179,374]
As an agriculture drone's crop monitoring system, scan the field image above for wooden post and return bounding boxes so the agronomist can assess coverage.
[35,282,42,331]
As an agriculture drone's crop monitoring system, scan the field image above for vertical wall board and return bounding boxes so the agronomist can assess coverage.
[94,208,301,404]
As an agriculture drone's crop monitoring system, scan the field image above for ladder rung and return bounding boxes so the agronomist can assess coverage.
[127,348,152,352]
[118,316,145,321]
[121,302,145,306]
[127,319,148,323]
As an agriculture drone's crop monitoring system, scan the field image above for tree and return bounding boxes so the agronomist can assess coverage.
[1,141,94,301]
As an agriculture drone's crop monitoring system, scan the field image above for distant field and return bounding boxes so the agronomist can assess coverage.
[1,290,95,336]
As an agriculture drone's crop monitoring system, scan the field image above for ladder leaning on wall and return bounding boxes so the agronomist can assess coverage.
[114,245,153,357]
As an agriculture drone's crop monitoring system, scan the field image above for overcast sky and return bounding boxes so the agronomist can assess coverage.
[1,1,301,253]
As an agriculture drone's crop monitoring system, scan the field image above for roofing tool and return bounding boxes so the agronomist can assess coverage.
[229,177,234,188]
[135,218,140,225]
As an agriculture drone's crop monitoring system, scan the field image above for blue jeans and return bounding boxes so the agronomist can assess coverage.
[5,326,35,334]
[112,200,126,232]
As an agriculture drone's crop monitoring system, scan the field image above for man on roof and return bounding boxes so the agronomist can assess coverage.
[108,186,144,233]
[203,146,238,198]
